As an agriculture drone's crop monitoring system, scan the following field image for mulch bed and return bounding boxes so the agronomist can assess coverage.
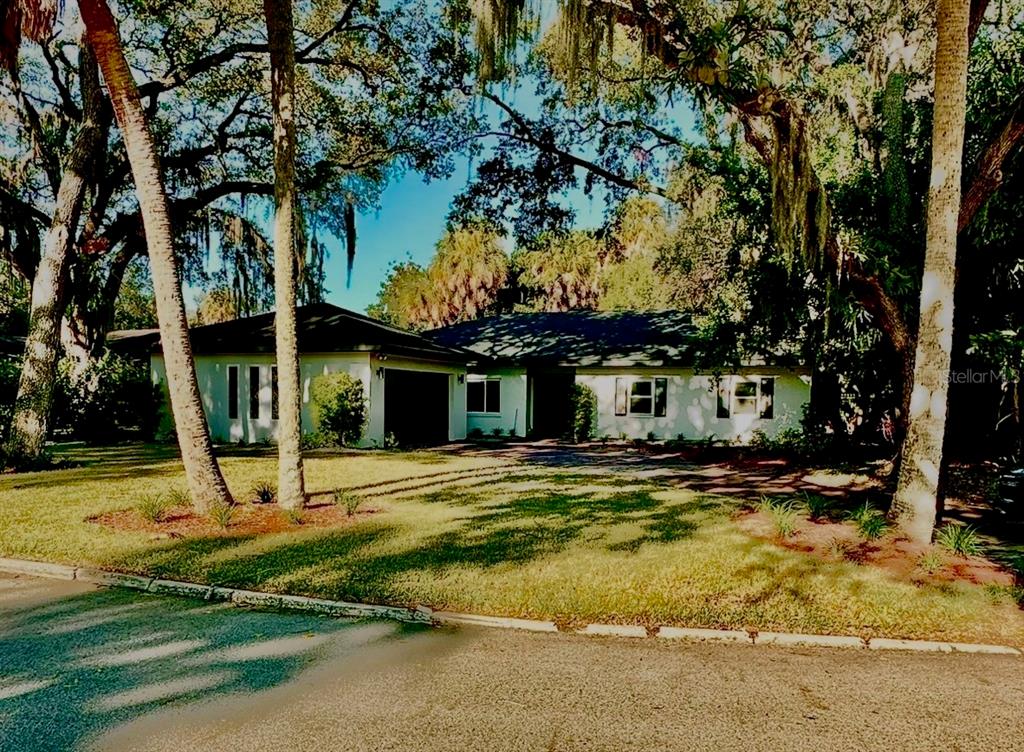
[88,500,384,538]
[738,511,1015,588]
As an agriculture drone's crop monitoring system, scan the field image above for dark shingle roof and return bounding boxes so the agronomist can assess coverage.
[109,303,474,363]
[427,310,700,367]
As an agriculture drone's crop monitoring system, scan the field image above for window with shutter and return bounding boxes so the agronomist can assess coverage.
[614,378,628,416]
[654,378,668,417]
[759,377,775,419]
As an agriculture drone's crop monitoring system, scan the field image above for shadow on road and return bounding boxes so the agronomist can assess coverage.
[0,576,422,752]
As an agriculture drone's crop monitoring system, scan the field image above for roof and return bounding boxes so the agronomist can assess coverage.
[427,310,702,368]
[109,303,475,364]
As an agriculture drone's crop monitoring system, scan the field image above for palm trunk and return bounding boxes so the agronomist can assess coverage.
[890,0,971,544]
[4,45,106,463]
[264,0,306,510]
[78,0,232,513]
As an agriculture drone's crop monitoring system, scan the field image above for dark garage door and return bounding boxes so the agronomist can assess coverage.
[384,369,450,446]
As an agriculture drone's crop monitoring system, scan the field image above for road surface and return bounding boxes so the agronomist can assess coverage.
[1,573,1021,751]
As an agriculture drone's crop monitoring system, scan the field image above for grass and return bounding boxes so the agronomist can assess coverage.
[1,442,1022,644]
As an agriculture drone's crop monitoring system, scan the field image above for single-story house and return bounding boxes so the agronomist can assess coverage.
[115,303,474,447]
[115,304,810,446]
[428,310,811,443]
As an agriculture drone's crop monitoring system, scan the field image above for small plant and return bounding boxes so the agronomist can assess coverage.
[468,427,484,439]
[847,502,888,540]
[333,489,362,517]
[166,486,190,508]
[917,550,946,575]
[251,480,277,504]
[755,494,782,514]
[491,427,504,438]
[209,501,233,529]
[137,493,173,523]
[768,501,799,539]
[801,492,832,522]
[508,426,517,438]
[283,507,304,525]
[826,536,855,560]
[381,432,399,449]
[935,523,982,557]
[646,430,657,442]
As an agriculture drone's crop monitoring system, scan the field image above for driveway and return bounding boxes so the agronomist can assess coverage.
[1,573,1022,751]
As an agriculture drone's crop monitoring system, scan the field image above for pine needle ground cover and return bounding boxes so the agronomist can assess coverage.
[1,443,1021,645]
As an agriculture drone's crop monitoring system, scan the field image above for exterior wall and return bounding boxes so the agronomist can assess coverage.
[367,353,468,442]
[465,367,528,437]
[468,366,811,444]
[575,367,810,442]
[151,352,467,446]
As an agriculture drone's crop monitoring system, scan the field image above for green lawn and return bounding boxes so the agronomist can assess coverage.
[1,443,1022,644]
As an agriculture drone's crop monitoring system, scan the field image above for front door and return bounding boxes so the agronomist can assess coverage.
[529,372,575,439]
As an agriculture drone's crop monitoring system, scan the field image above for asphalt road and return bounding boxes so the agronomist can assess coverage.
[1,573,1022,752]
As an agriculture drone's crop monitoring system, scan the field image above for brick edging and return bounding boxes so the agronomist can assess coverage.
[2,557,1020,655]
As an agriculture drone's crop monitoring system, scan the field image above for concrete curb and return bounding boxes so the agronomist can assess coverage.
[0,558,1020,654]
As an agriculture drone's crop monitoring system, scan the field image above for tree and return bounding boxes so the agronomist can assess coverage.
[890,0,971,543]
[76,0,233,511]
[3,40,107,461]
[264,0,306,511]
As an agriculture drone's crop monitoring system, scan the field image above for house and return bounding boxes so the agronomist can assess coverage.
[117,304,810,446]
[428,310,811,443]
[115,303,474,446]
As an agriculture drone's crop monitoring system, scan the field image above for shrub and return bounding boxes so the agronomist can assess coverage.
[333,489,361,517]
[468,427,484,439]
[568,384,597,443]
[768,501,799,539]
[251,480,276,504]
[209,501,233,528]
[138,493,173,523]
[847,502,887,540]
[310,373,367,446]
[646,430,657,442]
[283,507,304,525]
[0,356,19,443]
[166,486,190,508]
[491,427,504,438]
[300,431,329,450]
[935,523,982,557]
[52,352,162,443]
[801,492,832,522]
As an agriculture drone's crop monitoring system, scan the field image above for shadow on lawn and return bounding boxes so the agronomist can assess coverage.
[0,578,419,752]
[109,473,729,607]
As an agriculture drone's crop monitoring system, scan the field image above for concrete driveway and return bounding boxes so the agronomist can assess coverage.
[1,573,1022,751]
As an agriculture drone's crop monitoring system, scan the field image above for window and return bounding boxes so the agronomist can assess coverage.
[271,366,279,420]
[467,377,500,413]
[615,377,668,417]
[716,376,775,419]
[249,365,260,419]
[228,366,239,420]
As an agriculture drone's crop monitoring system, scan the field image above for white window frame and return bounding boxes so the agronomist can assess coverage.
[718,376,775,419]
[627,377,655,417]
[467,375,501,415]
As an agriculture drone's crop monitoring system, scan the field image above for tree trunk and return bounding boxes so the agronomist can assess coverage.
[264,0,306,510]
[890,0,971,544]
[3,45,106,463]
[79,0,232,513]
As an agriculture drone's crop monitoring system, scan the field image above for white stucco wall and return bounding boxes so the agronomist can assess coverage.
[465,367,528,437]
[151,352,467,446]
[466,366,811,443]
[575,368,810,442]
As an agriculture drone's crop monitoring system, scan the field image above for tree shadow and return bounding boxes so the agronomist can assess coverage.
[0,577,419,752]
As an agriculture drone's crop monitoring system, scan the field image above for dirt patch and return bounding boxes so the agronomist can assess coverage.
[88,500,383,538]
[738,511,1015,588]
